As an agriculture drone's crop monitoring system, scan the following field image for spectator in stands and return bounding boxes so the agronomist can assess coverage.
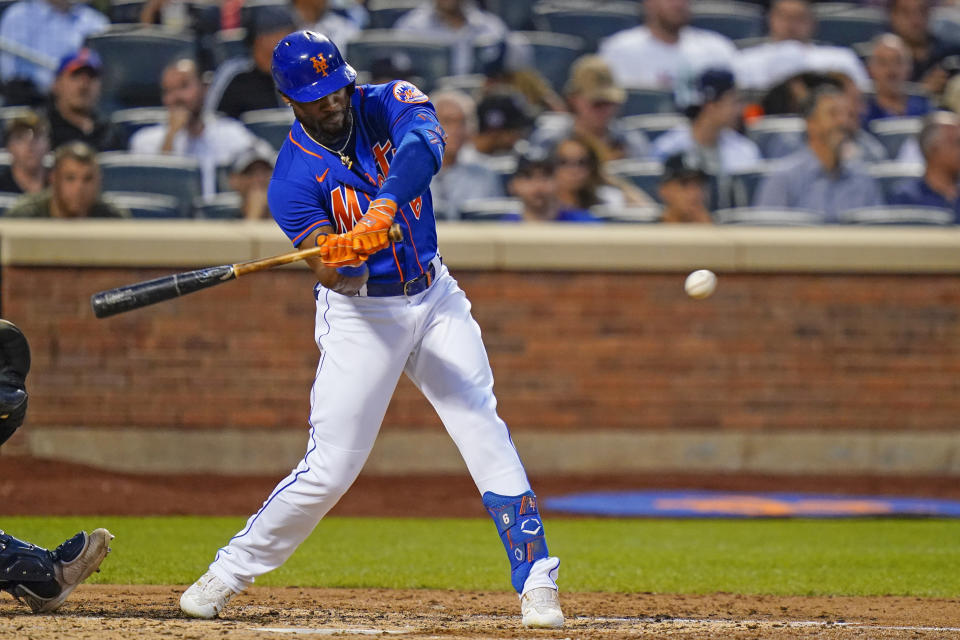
[0,0,108,106]
[827,71,889,164]
[531,55,648,163]
[207,6,298,118]
[139,0,192,30]
[888,0,960,96]
[598,0,737,90]
[735,0,869,92]
[460,90,534,167]
[476,36,562,116]
[129,58,263,197]
[888,111,960,221]
[754,85,883,221]
[505,151,601,223]
[46,48,127,152]
[5,141,128,218]
[394,0,526,77]
[291,0,359,48]
[429,90,505,220]
[552,135,653,212]
[653,67,761,174]
[864,34,933,126]
[658,152,713,223]
[228,140,275,220]
[0,112,49,195]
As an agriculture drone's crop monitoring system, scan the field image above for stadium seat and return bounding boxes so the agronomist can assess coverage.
[606,159,666,201]
[109,0,147,23]
[434,74,486,100]
[486,0,539,31]
[86,28,196,114]
[868,117,923,159]
[240,108,294,150]
[932,6,960,47]
[729,168,774,208]
[866,162,924,201]
[0,191,20,215]
[690,1,765,40]
[619,113,687,143]
[239,0,286,26]
[590,204,662,223]
[494,31,585,93]
[458,198,521,221]
[713,207,827,225]
[746,116,806,159]
[366,0,421,29]
[98,153,202,216]
[837,206,955,225]
[102,191,183,218]
[210,28,249,67]
[814,8,888,47]
[532,1,640,53]
[346,31,452,93]
[622,89,677,116]
[109,107,168,142]
[194,192,243,219]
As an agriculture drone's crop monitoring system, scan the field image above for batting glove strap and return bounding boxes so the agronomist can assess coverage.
[482,491,549,594]
[352,198,397,255]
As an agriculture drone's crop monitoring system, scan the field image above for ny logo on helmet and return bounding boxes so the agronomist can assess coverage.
[311,55,330,77]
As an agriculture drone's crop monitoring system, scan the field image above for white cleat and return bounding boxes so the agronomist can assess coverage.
[520,587,564,628]
[180,571,236,619]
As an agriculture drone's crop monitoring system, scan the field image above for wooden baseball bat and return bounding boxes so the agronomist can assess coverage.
[90,225,402,319]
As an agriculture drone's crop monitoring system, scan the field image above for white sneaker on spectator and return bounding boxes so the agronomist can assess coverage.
[180,571,236,619]
[520,586,564,628]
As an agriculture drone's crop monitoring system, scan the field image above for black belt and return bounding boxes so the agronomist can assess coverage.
[363,260,437,297]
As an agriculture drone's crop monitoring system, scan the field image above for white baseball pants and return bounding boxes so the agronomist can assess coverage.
[209,262,559,595]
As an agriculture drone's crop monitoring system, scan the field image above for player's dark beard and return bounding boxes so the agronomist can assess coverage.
[306,108,352,148]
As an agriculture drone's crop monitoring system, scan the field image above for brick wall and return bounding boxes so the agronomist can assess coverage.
[5,266,959,433]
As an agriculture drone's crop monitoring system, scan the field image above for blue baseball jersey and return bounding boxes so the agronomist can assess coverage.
[268,81,441,284]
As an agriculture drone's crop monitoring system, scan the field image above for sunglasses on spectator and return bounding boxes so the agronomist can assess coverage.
[555,156,590,167]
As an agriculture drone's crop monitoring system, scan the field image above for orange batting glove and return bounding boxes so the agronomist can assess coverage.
[352,198,397,255]
[317,233,366,268]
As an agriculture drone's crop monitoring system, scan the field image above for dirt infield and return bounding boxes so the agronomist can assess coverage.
[1,586,958,639]
[3,457,958,638]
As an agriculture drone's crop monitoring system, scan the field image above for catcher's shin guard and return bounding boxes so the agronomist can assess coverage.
[482,491,549,593]
[0,531,60,603]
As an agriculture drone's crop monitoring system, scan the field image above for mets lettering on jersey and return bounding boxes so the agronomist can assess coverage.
[268,81,440,284]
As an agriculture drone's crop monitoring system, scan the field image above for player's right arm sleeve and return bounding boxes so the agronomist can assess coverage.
[268,177,332,245]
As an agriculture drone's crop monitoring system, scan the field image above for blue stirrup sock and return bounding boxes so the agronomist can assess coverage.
[482,490,549,593]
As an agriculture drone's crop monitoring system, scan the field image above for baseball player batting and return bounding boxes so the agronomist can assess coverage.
[0,320,114,614]
[179,30,563,628]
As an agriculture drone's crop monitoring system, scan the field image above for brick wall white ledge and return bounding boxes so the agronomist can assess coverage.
[1,220,959,273]
[11,427,960,476]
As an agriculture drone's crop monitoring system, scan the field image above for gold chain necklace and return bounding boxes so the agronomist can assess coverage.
[306,111,354,170]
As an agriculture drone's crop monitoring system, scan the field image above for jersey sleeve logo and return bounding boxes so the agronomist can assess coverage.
[392,81,429,104]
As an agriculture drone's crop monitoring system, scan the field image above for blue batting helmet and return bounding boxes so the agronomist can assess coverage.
[272,30,357,103]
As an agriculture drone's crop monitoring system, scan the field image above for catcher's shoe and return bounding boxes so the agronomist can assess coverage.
[16,528,114,614]
[520,587,564,628]
[180,571,236,619]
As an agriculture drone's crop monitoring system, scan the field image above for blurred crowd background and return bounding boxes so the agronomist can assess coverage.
[2,0,960,225]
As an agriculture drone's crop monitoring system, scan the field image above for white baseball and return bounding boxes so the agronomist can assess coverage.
[684,269,717,299]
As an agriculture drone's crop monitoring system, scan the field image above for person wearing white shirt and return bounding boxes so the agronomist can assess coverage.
[0,0,108,100]
[734,0,870,91]
[129,58,263,198]
[598,0,737,90]
[394,0,526,76]
[653,67,761,207]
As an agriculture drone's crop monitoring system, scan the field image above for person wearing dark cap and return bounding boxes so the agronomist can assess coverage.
[228,140,276,220]
[653,67,760,175]
[206,6,298,119]
[47,48,127,152]
[460,90,534,170]
[658,152,713,223]
[0,112,49,195]
[505,151,602,223]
